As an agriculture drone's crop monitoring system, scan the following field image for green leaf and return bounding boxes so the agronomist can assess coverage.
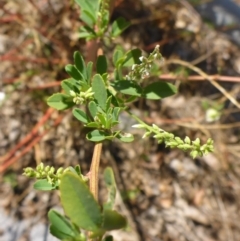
[65,64,83,80]
[48,210,77,239]
[75,0,99,12]
[122,48,141,67]
[47,93,74,110]
[73,108,89,124]
[61,79,80,95]
[107,89,121,107]
[75,0,99,27]
[92,74,107,111]
[103,235,114,241]
[86,130,110,142]
[96,55,108,75]
[68,166,79,175]
[86,62,93,82]
[106,116,113,129]
[111,17,130,37]
[79,26,96,40]
[142,82,177,100]
[116,132,134,143]
[88,101,98,119]
[74,165,81,176]
[33,179,56,191]
[74,51,87,80]
[100,10,109,30]
[49,225,73,240]
[97,113,107,127]
[113,51,124,67]
[112,81,142,96]
[106,96,112,111]
[103,167,117,210]
[102,210,127,231]
[112,107,121,121]
[60,172,102,232]
[82,9,96,27]
[102,73,108,83]
[86,122,100,128]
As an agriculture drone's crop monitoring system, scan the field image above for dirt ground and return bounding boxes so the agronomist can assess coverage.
[1,0,240,241]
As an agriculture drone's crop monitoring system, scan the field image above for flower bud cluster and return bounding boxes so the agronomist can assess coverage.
[132,123,214,158]
[126,45,163,81]
[23,162,68,186]
[99,0,109,27]
[70,87,94,105]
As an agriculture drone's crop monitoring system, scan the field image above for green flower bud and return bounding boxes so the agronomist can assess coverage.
[192,138,200,147]
[36,173,41,178]
[132,124,145,129]
[41,171,46,177]
[49,167,55,174]
[45,165,50,172]
[142,131,151,139]
[36,162,44,171]
[69,90,76,97]
[47,176,53,184]
[152,124,159,130]
[190,150,199,159]
[79,233,87,241]
[23,169,35,177]
[56,167,64,175]
[175,137,184,144]
[184,136,191,144]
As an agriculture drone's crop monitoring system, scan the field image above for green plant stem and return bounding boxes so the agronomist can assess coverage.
[89,142,103,201]
[126,110,148,129]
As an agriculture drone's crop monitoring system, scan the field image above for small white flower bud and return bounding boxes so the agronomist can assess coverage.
[132,124,145,128]
[0,92,6,103]
[69,90,76,97]
[132,64,137,70]
[152,124,159,130]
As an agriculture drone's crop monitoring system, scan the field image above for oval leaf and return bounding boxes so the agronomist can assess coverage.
[61,79,80,95]
[47,93,74,110]
[103,167,116,210]
[92,74,107,110]
[34,179,56,191]
[122,49,141,67]
[86,62,93,83]
[103,236,114,241]
[65,64,82,80]
[102,210,127,231]
[142,82,177,100]
[60,172,102,232]
[86,130,110,142]
[73,108,89,124]
[112,81,142,97]
[76,0,99,27]
[86,122,100,128]
[48,210,76,239]
[111,17,130,37]
[74,51,87,80]
[113,47,124,67]
[96,55,107,75]
[88,101,98,118]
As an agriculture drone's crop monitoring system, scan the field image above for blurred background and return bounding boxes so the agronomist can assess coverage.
[1,0,240,240]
